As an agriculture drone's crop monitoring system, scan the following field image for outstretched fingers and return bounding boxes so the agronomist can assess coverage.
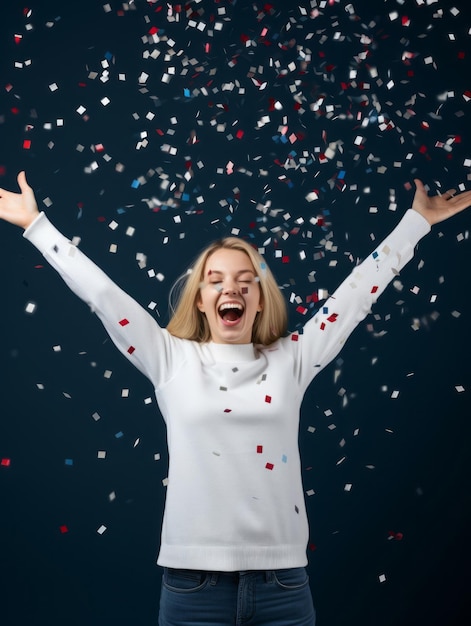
[445,189,471,212]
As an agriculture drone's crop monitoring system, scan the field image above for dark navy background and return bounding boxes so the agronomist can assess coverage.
[0,1,470,624]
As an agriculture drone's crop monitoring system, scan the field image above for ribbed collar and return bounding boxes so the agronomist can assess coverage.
[207,342,258,363]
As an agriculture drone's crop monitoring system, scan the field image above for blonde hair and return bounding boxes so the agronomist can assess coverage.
[166,237,288,345]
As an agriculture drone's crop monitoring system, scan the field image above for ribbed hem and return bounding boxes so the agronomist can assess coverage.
[157,544,308,572]
[23,211,64,252]
[401,208,431,241]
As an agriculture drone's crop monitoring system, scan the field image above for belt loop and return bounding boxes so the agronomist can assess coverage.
[209,572,219,586]
[265,570,274,583]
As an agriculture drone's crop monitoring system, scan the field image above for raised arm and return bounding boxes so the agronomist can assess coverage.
[0,171,184,389]
[286,180,471,392]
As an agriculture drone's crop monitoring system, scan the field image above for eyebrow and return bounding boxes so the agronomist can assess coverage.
[208,269,256,276]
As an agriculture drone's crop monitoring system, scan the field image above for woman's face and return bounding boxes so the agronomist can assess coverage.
[197,248,262,344]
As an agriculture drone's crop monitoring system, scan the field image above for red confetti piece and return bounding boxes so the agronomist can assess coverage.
[59,525,69,534]
[291,334,299,342]
[236,129,244,139]
[371,286,379,294]
[320,322,326,331]
[388,531,404,541]
[119,318,130,326]
[127,346,136,354]
[296,306,307,315]
[265,395,271,403]
[257,445,263,454]
[1,458,11,467]
[265,462,274,470]
[23,139,31,150]
[327,313,338,323]
[224,408,232,413]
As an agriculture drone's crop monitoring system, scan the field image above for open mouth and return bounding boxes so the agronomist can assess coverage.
[218,302,244,323]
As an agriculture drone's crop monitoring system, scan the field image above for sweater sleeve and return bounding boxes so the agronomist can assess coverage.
[288,209,431,392]
[23,212,184,388]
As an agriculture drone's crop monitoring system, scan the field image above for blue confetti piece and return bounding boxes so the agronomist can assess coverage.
[323,306,329,314]
[372,251,379,259]
[65,459,73,466]
[184,88,191,97]
[131,179,140,189]
[115,431,124,439]
[282,454,288,463]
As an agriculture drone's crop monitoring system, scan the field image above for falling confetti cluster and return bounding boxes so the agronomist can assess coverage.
[0,0,470,617]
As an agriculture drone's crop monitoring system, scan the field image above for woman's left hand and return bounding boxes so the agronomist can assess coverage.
[412,178,471,226]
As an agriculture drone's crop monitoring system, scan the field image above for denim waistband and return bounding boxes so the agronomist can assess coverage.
[165,567,279,585]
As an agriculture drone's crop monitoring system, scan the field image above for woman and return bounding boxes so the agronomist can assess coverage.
[0,172,470,625]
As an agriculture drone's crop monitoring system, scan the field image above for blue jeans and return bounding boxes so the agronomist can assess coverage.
[158,567,316,625]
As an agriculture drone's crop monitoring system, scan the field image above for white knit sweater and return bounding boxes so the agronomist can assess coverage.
[24,209,430,571]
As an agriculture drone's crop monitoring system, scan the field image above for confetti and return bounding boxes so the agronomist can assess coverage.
[2,6,470,623]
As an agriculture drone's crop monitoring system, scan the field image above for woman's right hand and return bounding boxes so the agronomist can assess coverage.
[0,171,40,230]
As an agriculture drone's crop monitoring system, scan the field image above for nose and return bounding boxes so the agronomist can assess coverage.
[222,280,240,295]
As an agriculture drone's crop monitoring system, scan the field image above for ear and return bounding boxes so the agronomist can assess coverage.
[196,295,205,313]
[257,291,264,313]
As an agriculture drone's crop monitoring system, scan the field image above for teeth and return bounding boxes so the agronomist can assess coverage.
[218,302,244,312]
